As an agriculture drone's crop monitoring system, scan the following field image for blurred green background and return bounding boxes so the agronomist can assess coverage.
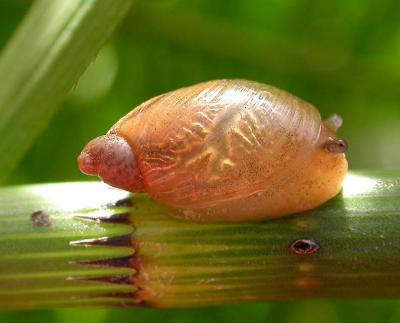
[1,0,400,322]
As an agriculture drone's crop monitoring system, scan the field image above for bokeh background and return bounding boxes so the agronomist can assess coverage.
[1,0,400,322]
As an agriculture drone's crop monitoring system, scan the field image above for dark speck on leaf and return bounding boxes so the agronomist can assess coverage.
[30,210,51,227]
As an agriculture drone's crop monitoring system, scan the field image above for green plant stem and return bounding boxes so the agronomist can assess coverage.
[0,182,136,310]
[0,0,132,183]
[0,171,400,310]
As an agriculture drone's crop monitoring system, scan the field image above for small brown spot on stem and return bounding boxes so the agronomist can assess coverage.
[297,262,314,273]
[30,210,51,227]
[289,239,320,255]
[295,219,311,229]
[295,277,321,289]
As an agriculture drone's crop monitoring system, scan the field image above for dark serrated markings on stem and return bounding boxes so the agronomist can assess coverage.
[73,212,131,224]
[70,234,133,247]
[66,275,133,285]
[111,197,134,207]
[72,255,135,268]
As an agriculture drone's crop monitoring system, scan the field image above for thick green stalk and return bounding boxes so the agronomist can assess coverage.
[0,171,400,310]
[0,0,132,183]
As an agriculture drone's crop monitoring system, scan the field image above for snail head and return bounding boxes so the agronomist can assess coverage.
[77,134,144,192]
[324,138,348,154]
[323,114,348,154]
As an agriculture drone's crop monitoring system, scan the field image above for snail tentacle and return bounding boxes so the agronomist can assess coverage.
[324,114,343,132]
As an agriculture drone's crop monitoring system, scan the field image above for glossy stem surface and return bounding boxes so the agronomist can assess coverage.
[0,170,399,310]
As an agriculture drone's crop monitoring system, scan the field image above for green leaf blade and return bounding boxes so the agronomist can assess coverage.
[0,0,132,183]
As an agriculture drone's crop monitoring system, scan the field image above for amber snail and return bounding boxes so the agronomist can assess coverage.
[78,79,348,222]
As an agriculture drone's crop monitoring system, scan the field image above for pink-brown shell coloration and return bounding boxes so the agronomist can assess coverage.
[78,80,348,222]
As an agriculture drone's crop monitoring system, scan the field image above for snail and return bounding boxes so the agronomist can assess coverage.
[78,79,348,222]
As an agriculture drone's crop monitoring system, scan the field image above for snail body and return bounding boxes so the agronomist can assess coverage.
[78,80,348,222]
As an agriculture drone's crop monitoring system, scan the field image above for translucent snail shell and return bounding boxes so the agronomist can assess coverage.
[78,79,348,222]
